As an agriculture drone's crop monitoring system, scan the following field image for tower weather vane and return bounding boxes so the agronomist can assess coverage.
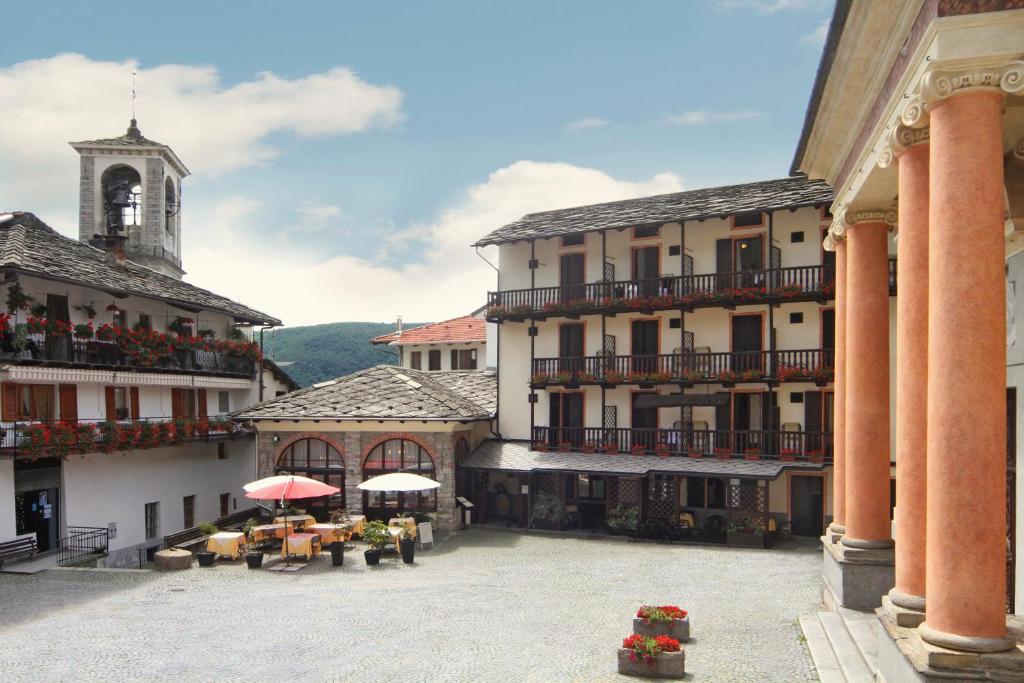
[130,69,137,120]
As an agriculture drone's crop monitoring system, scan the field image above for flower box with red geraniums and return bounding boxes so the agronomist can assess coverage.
[687,449,702,459]
[532,441,549,453]
[744,448,761,461]
[655,443,671,458]
[780,448,799,462]
[633,605,691,642]
[714,447,731,460]
[580,441,597,454]
[618,634,685,679]
[603,441,620,455]
[557,441,572,453]
[808,449,825,463]
[630,444,647,456]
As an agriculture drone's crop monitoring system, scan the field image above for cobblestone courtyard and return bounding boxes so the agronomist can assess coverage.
[0,530,821,682]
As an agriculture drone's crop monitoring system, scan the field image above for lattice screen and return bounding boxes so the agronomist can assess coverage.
[646,476,676,519]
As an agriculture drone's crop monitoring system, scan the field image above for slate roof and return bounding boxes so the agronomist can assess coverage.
[461,440,825,480]
[70,119,190,176]
[0,212,280,325]
[233,365,496,421]
[370,315,486,346]
[473,176,834,246]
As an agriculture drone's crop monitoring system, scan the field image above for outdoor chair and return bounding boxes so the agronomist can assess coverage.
[417,522,434,550]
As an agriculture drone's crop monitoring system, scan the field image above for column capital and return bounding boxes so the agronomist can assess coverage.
[825,207,895,250]
[878,125,929,169]
[901,58,1024,127]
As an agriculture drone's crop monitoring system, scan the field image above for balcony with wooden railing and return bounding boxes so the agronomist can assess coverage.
[486,258,897,321]
[531,426,833,463]
[531,348,834,388]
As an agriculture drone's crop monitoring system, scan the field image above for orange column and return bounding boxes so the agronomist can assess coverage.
[841,216,892,549]
[920,89,1011,652]
[890,134,929,612]
[831,240,847,535]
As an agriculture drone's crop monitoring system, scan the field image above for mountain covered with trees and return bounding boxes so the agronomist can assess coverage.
[264,322,429,388]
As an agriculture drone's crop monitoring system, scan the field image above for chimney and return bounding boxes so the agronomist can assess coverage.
[396,316,403,337]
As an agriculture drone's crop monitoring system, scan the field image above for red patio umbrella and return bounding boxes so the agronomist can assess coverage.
[244,475,340,565]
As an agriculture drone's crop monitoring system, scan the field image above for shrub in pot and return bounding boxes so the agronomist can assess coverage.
[197,551,216,567]
[362,520,390,565]
[399,525,416,564]
[245,550,264,569]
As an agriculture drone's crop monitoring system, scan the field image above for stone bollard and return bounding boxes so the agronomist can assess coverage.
[154,549,193,571]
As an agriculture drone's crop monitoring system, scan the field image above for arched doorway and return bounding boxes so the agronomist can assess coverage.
[275,438,345,521]
[362,438,436,520]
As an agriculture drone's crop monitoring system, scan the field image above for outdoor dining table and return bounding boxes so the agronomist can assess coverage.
[307,523,350,545]
[346,514,366,536]
[273,514,316,529]
[385,526,404,549]
[388,517,417,537]
[207,531,247,560]
[281,533,321,561]
[250,523,292,543]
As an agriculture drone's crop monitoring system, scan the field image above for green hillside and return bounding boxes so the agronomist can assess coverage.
[264,322,429,388]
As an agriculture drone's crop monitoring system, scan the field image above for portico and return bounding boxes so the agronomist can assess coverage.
[792,3,1024,679]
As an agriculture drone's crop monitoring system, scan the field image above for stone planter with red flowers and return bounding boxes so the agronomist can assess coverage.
[618,634,685,679]
[654,443,671,458]
[633,605,691,642]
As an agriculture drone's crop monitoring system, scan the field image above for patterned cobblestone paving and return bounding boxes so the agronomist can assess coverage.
[0,530,821,682]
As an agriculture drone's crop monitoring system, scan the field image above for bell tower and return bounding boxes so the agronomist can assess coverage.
[70,119,191,279]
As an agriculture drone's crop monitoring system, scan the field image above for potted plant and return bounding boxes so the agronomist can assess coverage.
[399,524,416,564]
[631,443,647,456]
[634,605,691,642]
[655,442,671,458]
[327,509,352,566]
[617,634,685,679]
[533,441,549,453]
[687,448,703,459]
[603,441,620,455]
[604,369,625,386]
[530,491,564,531]
[606,504,639,536]
[744,448,761,461]
[780,448,798,462]
[714,447,732,460]
[362,520,390,565]
[580,441,597,454]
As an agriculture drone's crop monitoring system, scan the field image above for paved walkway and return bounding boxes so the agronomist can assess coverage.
[0,530,822,682]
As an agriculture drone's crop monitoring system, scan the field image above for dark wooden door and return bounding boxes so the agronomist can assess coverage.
[805,390,822,453]
[715,239,732,290]
[550,393,583,446]
[560,253,585,303]
[632,319,659,373]
[735,236,763,287]
[633,246,660,295]
[632,392,658,449]
[559,323,584,374]
[715,393,732,451]
[731,315,762,372]
[790,475,824,536]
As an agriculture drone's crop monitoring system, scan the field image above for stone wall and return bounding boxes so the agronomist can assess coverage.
[78,156,95,242]
[256,427,470,532]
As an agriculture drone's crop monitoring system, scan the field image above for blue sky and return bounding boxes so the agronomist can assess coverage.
[0,0,831,325]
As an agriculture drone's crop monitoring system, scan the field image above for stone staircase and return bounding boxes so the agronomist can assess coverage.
[800,607,881,682]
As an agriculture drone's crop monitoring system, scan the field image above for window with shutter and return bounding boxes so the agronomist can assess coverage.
[428,350,441,371]
[59,385,78,424]
[130,387,140,421]
[410,351,422,370]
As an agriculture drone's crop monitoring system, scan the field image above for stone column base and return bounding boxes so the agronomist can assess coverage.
[822,535,895,612]
[876,609,1024,682]
[826,523,845,545]
[882,593,926,629]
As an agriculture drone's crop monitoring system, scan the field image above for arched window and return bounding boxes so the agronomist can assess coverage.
[164,177,177,235]
[101,165,142,233]
[275,438,345,520]
[363,438,437,516]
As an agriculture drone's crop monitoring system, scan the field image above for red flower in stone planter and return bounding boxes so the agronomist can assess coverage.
[622,633,681,664]
[714,447,732,460]
[637,605,688,622]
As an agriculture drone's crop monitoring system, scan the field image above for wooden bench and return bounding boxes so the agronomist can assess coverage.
[0,537,37,567]
[163,507,262,553]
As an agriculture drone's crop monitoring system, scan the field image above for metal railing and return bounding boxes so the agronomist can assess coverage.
[486,258,898,319]
[531,348,834,385]
[531,426,833,462]
[1,335,256,378]
[58,526,109,566]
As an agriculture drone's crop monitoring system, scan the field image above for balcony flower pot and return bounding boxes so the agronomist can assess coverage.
[533,442,549,453]
[634,608,690,643]
[714,448,731,460]
[557,442,572,453]
[399,538,416,564]
[618,634,685,679]
[687,450,702,459]
[328,541,345,567]
[780,450,798,462]
[245,551,264,569]
[581,442,597,454]
[197,551,216,567]
[744,450,761,461]
[809,450,825,464]
[364,549,381,565]
[631,445,647,457]
[655,444,671,458]
[604,443,620,455]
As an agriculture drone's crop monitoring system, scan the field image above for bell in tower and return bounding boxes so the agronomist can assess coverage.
[70,118,191,279]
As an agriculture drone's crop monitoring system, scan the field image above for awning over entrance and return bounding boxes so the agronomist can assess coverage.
[462,440,825,480]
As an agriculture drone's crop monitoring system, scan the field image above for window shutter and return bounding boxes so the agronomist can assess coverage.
[59,385,78,424]
[2,383,18,422]
[171,388,184,420]
[130,387,140,421]
[104,386,116,422]
[197,389,208,419]
[450,350,458,370]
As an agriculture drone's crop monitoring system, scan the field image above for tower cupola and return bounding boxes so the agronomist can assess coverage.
[70,118,191,279]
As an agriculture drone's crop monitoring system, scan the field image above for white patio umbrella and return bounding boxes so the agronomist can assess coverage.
[357,472,440,492]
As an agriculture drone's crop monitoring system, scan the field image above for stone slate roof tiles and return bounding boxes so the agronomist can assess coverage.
[462,440,825,480]
[0,212,280,325]
[370,315,486,346]
[474,175,833,246]
[234,365,496,421]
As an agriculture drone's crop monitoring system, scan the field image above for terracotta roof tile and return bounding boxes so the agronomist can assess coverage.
[370,315,485,346]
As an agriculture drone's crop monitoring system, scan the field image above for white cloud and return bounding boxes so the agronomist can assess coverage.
[717,0,829,14]
[565,117,610,131]
[661,110,764,126]
[184,161,684,326]
[801,20,829,46]
[0,53,403,221]
[290,201,343,231]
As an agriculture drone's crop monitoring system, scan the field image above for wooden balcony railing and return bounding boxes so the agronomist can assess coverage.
[1,335,257,378]
[531,426,833,462]
[0,417,253,460]
[531,348,834,387]
[486,258,897,321]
